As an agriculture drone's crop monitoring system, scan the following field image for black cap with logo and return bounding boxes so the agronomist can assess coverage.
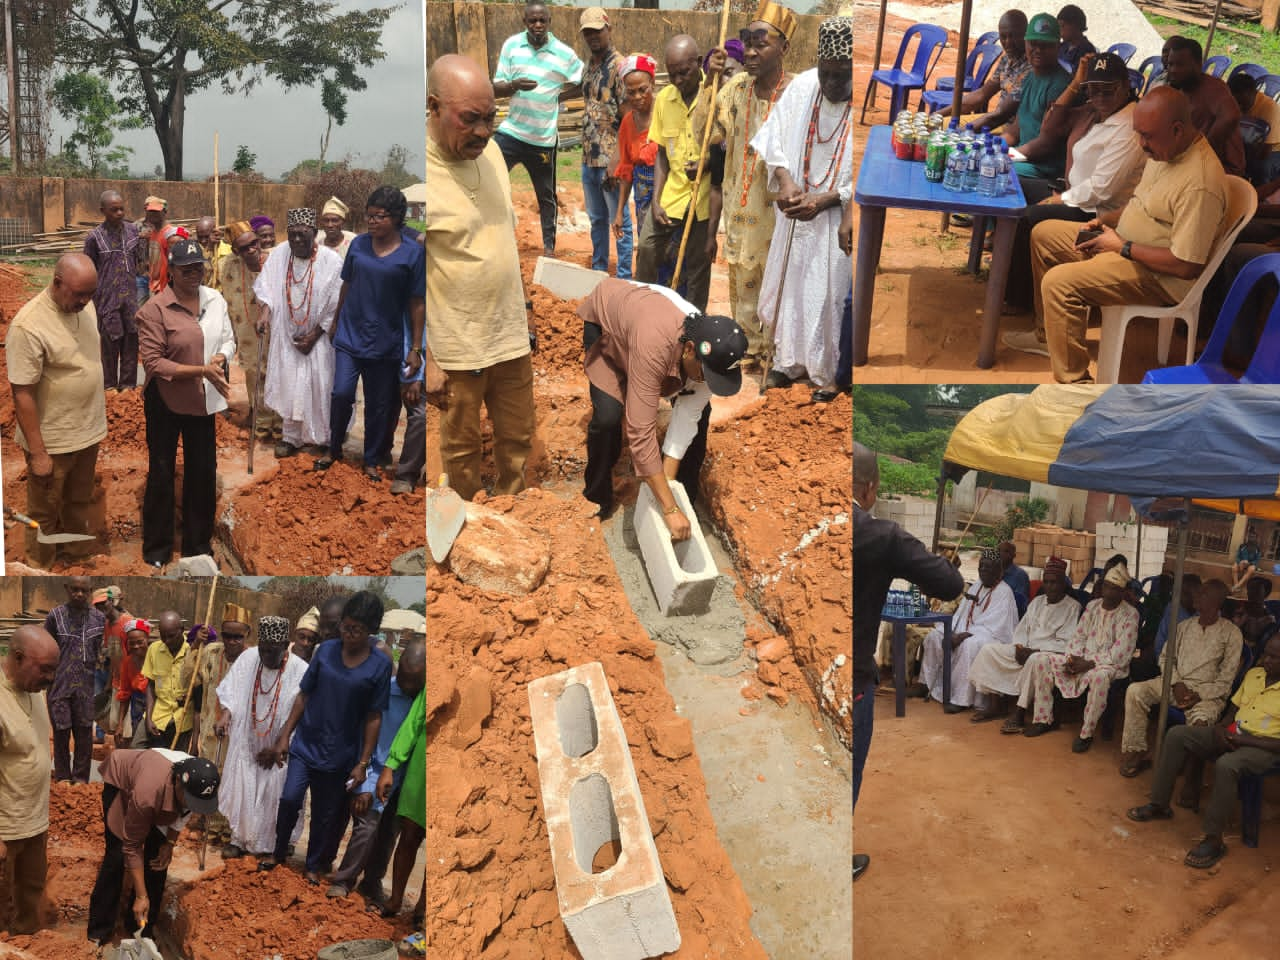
[1085,52,1129,86]
[168,237,206,267]
[684,313,748,397]
[174,756,221,814]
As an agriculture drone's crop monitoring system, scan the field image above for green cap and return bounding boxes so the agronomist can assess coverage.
[1025,12,1061,42]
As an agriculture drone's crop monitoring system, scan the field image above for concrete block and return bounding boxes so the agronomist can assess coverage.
[634,481,718,616]
[528,662,681,960]
[533,256,609,300]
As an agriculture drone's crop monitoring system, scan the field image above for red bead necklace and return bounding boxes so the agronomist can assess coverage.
[737,72,787,208]
[251,660,284,738]
[802,89,851,192]
[285,247,317,328]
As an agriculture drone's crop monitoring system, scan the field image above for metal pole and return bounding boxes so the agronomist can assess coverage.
[931,471,948,552]
[1153,500,1191,761]
[4,0,18,171]
[1135,513,1143,587]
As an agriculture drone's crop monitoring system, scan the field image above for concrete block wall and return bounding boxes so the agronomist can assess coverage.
[528,662,681,960]
[1093,522,1169,580]
[874,496,935,546]
[634,481,718,615]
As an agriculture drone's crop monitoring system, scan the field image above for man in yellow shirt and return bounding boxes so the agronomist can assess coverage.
[1229,72,1280,183]
[142,610,194,751]
[1128,631,1280,869]
[634,34,713,311]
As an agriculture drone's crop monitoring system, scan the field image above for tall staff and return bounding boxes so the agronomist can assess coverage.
[172,576,220,750]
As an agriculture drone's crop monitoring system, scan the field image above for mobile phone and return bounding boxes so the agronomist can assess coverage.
[1075,228,1102,246]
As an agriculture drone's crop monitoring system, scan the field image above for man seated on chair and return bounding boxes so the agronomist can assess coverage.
[1161,36,1245,177]
[1228,71,1280,184]
[1232,527,1263,593]
[1127,630,1280,870]
[970,558,1082,729]
[910,549,1019,713]
[938,10,1030,131]
[1119,579,1242,778]
[1022,562,1141,751]
[1024,85,1229,382]
[999,540,1031,615]
[1003,13,1072,186]
[1232,576,1276,655]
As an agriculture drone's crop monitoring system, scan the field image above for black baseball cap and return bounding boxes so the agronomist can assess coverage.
[1084,52,1129,85]
[684,313,748,397]
[168,238,206,267]
[173,756,221,814]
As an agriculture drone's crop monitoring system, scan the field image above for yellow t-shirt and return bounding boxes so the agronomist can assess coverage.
[1115,135,1228,302]
[425,136,529,371]
[1232,667,1280,738]
[0,673,52,840]
[142,639,193,733]
[5,288,108,455]
[648,81,712,222]
[1248,91,1280,150]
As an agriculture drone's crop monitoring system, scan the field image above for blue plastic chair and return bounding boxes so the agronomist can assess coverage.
[1231,62,1269,83]
[975,30,999,47]
[922,43,1003,112]
[1143,253,1280,384]
[1107,42,1138,65]
[1204,54,1232,77]
[1127,68,1143,93]
[1240,759,1280,847]
[861,23,949,124]
[1261,74,1280,100]
[1137,55,1164,95]
[1265,599,1280,620]
[1059,57,1074,75]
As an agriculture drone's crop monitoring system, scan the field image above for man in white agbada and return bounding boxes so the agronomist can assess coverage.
[912,548,1019,711]
[253,208,343,457]
[214,615,307,858]
[969,557,1082,728]
[751,15,853,402]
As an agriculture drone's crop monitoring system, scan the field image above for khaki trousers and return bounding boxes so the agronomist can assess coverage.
[1121,677,1224,753]
[1030,220,1176,383]
[24,444,99,569]
[729,261,766,357]
[0,831,47,934]
[439,354,535,502]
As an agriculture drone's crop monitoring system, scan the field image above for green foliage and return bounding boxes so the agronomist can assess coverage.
[1145,15,1280,68]
[877,458,939,498]
[258,577,352,627]
[50,71,140,176]
[297,162,385,230]
[984,498,1051,547]
[379,145,418,190]
[58,1,394,180]
[232,145,257,175]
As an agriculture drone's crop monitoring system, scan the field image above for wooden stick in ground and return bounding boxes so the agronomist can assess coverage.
[956,479,995,546]
[758,218,797,389]
[671,0,733,290]
[213,131,220,231]
[171,575,220,750]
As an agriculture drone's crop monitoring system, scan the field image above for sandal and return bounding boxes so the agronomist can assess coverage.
[1184,838,1227,869]
[1000,716,1025,735]
[313,456,335,472]
[1126,803,1173,823]
[970,708,1006,724]
[1119,754,1150,778]
[363,465,381,482]
[398,932,426,957]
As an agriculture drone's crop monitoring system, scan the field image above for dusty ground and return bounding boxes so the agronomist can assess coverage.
[854,8,1180,384]
[0,262,420,575]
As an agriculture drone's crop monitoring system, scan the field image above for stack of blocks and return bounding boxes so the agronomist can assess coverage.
[1011,524,1096,579]
[1094,522,1170,580]
[527,662,681,960]
[634,481,719,616]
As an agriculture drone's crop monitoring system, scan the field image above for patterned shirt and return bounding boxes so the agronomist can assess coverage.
[994,53,1031,109]
[44,604,106,729]
[582,48,626,168]
[494,30,585,148]
[84,222,141,338]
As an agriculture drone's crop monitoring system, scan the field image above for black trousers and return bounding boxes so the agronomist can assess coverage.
[495,130,558,251]
[142,380,216,564]
[52,724,93,783]
[582,322,710,515]
[87,784,168,944]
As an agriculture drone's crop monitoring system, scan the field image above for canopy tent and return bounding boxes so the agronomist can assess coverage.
[934,384,1280,754]
[380,608,426,633]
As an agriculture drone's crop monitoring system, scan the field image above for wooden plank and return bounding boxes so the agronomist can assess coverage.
[1139,3,1258,35]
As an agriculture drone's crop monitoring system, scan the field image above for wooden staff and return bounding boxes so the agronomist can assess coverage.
[171,575,220,750]
[213,132,220,230]
[671,0,734,290]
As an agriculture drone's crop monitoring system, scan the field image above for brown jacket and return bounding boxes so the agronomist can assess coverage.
[99,748,186,870]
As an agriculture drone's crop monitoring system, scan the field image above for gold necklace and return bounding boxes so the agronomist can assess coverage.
[457,160,482,202]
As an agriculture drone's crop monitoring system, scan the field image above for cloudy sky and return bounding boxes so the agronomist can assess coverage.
[49,1,425,181]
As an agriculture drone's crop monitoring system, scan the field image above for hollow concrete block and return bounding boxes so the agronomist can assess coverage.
[634,481,718,616]
[532,256,609,300]
[528,662,681,960]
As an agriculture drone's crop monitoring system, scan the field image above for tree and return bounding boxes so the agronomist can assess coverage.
[50,72,141,176]
[258,577,353,627]
[232,144,257,175]
[378,144,417,189]
[58,1,395,180]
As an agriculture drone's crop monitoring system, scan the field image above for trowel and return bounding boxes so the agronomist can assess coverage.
[4,507,96,545]
[425,474,466,564]
[117,929,164,960]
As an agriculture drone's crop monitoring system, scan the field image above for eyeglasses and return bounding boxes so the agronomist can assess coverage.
[234,240,260,253]
[339,622,368,638]
[739,27,779,48]
[366,211,392,223]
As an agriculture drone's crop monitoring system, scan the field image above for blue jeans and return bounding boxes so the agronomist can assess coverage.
[273,754,351,873]
[582,164,632,278]
[329,351,403,467]
[852,678,876,814]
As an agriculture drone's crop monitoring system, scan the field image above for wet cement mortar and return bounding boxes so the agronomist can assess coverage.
[0,264,419,575]
[0,781,411,960]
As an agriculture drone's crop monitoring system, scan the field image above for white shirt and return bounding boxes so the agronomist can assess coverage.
[639,282,715,463]
[196,287,237,415]
[1059,102,1147,216]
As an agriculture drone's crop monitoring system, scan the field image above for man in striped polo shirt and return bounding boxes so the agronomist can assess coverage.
[492,2,585,258]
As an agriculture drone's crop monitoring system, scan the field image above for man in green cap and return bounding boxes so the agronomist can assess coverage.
[1006,12,1071,182]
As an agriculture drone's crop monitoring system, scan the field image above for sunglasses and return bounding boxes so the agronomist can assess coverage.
[739,27,780,47]
[222,631,247,641]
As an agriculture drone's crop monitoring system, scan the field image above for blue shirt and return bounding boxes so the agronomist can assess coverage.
[1003,565,1031,615]
[358,675,415,812]
[291,639,392,773]
[335,233,426,361]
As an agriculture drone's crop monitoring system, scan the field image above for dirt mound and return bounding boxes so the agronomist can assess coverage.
[427,488,766,958]
[224,458,423,573]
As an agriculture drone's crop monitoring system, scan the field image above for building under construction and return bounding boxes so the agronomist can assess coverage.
[1,0,71,172]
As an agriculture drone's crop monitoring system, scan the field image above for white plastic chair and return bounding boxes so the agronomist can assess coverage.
[1095,176,1258,384]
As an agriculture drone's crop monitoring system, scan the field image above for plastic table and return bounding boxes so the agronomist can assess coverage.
[853,125,1027,368]
[881,610,953,717]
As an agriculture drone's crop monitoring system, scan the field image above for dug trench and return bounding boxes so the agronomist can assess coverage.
[424,188,852,956]
[0,262,423,576]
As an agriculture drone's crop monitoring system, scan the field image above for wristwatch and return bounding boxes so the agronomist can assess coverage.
[1120,240,1134,260]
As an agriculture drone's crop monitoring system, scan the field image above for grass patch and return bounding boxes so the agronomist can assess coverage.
[1145,14,1280,69]
[506,143,585,190]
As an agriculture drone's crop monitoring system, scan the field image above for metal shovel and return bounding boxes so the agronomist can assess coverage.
[117,929,164,960]
[196,733,226,870]
[425,474,466,564]
[4,507,96,544]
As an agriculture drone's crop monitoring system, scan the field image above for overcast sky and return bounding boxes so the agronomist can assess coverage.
[49,1,425,181]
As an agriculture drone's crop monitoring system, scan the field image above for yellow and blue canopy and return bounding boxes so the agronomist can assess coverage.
[942,386,1280,520]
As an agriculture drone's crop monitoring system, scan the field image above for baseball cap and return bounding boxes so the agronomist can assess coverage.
[1084,52,1128,85]
[685,314,748,397]
[144,195,167,212]
[92,588,110,604]
[579,7,609,30]
[173,756,221,814]
[168,238,206,266]
[1025,12,1061,42]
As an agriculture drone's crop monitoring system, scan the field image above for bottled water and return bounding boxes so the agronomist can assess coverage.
[994,137,1011,195]
[943,144,966,191]
[977,147,999,197]
[910,585,923,615]
[963,143,980,192]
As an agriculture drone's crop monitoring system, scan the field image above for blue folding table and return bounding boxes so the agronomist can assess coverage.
[881,609,953,717]
[852,125,1027,369]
